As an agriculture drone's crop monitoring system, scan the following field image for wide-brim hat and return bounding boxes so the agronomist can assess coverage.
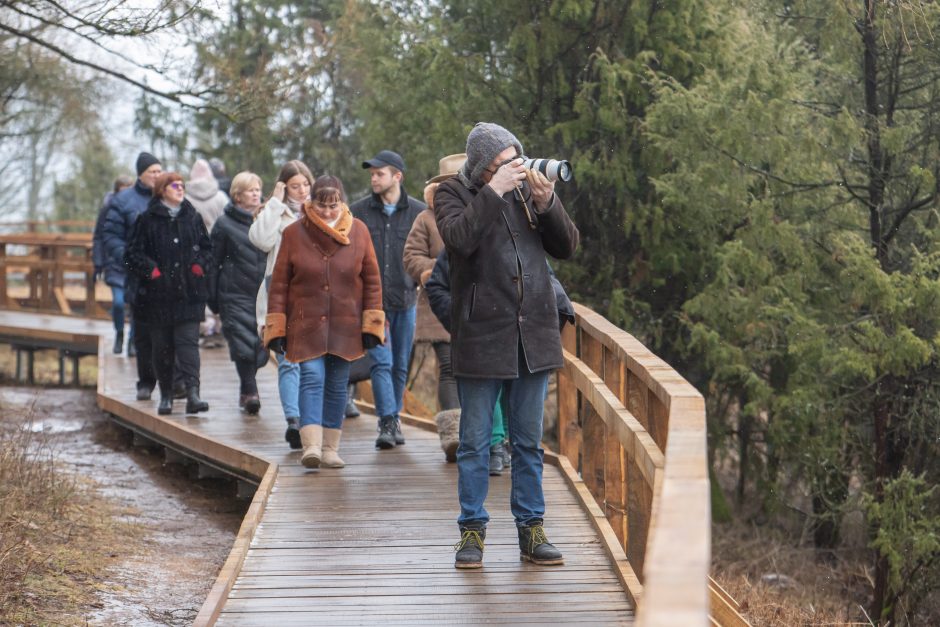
[426,153,468,185]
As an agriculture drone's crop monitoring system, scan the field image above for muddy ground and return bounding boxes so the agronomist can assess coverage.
[0,386,247,626]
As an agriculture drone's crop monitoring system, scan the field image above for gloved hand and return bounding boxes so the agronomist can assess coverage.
[268,337,286,354]
[151,267,162,279]
[362,333,381,350]
[191,263,205,277]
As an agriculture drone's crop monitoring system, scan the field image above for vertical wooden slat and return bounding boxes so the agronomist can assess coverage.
[580,330,605,505]
[558,322,581,465]
[603,348,628,549]
[626,373,654,580]
[648,390,669,451]
[627,369,650,433]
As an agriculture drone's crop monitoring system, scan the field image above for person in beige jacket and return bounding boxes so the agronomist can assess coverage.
[403,154,466,460]
[248,160,312,449]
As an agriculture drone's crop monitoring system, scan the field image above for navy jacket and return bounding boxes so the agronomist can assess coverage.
[101,180,152,288]
[350,184,425,311]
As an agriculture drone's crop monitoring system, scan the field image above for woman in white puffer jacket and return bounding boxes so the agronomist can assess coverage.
[249,160,313,449]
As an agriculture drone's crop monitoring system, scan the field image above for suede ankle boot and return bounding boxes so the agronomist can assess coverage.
[300,424,323,469]
[185,386,209,414]
[321,428,345,468]
[518,521,564,565]
[375,415,396,449]
[454,525,485,569]
[435,409,460,463]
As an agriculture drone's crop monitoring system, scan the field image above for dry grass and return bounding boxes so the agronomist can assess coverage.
[0,406,143,625]
[712,520,877,626]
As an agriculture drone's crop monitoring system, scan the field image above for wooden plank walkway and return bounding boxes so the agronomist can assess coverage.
[0,311,635,625]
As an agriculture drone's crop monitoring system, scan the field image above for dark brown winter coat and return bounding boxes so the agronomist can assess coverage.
[263,205,385,364]
[434,179,579,379]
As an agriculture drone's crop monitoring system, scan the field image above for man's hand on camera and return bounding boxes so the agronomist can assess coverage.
[526,169,555,211]
[487,158,526,196]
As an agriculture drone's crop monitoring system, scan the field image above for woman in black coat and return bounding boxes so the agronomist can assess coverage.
[209,172,269,414]
[125,172,213,416]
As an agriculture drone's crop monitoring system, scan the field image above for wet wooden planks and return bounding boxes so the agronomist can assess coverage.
[6,310,634,625]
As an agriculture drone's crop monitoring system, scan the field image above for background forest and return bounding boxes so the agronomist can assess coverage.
[2,0,939,624]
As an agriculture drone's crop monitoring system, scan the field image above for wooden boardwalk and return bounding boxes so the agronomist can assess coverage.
[0,311,635,625]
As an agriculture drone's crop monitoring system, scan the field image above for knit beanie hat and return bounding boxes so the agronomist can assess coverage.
[136,152,161,176]
[462,123,524,186]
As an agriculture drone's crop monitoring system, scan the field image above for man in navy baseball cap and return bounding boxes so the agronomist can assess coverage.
[362,149,406,173]
[350,149,426,451]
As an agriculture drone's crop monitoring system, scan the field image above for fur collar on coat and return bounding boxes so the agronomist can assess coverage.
[301,202,353,245]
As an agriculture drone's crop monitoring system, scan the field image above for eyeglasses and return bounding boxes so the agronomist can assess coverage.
[168,182,185,191]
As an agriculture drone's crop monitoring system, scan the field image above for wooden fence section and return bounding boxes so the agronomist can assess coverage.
[556,303,745,626]
[0,231,108,317]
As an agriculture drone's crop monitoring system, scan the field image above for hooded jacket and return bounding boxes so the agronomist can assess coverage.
[187,159,228,232]
[434,178,579,378]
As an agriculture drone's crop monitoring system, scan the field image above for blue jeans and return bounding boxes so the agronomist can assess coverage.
[368,306,416,418]
[276,352,301,421]
[455,350,549,528]
[298,355,351,429]
[110,286,125,334]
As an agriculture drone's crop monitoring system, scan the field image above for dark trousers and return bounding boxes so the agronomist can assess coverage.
[132,315,156,390]
[432,341,460,410]
[234,359,259,395]
[151,321,201,393]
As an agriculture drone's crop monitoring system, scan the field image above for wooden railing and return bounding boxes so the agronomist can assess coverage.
[0,231,106,317]
[555,303,746,626]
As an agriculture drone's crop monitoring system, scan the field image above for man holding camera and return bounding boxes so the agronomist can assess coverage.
[434,122,579,569]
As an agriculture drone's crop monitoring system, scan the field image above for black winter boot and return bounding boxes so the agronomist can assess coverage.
[393,417,405,445]
[185,386,209,414]
[284,417,302,450]
[454,525,485,569]
[518,521,564,565]
[113,332,123,355]
[344,384,360,418]
[136,383,154,401]
[489,442,505,476]
[157,384,173,415]
[375,415,396,449]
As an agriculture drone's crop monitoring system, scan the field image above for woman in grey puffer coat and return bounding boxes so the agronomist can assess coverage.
[209,172,269,414]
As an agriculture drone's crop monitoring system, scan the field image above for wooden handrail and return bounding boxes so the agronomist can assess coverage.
[555,302,747,625]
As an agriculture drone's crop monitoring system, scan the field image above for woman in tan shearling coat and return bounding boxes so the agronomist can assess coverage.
[264,175,385,470]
